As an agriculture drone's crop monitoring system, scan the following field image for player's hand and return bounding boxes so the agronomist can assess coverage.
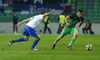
[51,9,55,13]
[77,27,80,32]
[66,23,70,26]
[15,24,20,27]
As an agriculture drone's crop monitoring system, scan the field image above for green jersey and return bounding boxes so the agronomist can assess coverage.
[68,13,84,28]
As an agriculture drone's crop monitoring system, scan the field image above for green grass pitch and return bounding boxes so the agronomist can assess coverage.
[0,34,100,60]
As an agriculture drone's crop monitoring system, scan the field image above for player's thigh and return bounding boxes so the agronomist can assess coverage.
[34,34,40,40]
[23,26,30,36]
[28,28,38,37]
[61,25,70,37]
[70,27,78,34]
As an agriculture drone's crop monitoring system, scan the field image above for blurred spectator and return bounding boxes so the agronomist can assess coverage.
[13,13,18,34]
[44,0,49,4]
[82,20,94,34]
[57,13,65,34]
[2,0,7,4]
[30,0,34,4]
[17,0,22,4]
[23,0,28,4]
[7,0,13,4]
[0,6,4,13]
[43,16,52,34]
[34,0,43,4]
[0,0,2,4]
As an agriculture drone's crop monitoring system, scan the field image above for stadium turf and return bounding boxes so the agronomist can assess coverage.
[0,34,100,60]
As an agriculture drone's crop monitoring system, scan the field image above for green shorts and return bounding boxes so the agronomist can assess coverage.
[61,25,78,37]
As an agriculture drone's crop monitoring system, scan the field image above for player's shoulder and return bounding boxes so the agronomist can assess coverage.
[36,14,43,17]
[35,14,44,19]
[71,13,76,15]
[69,13,76,17]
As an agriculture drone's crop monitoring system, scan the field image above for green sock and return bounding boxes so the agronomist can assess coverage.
[54,37,60,44]
[69,37,76,45]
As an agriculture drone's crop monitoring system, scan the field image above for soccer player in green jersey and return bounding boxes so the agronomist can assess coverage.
[52,9,84,50]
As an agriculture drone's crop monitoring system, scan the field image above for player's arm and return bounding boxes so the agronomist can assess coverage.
[16,18,31,27]
[43,9,55,18]
[65,16,70,26]
[77,20,84,32]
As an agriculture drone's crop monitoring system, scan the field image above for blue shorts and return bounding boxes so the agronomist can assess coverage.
[23,25,38,37]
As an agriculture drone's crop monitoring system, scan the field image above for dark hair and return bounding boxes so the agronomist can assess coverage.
[78,9,83,13]
[41,10,47,14]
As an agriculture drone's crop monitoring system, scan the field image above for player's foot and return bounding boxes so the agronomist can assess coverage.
[52,44,56,49]
[8,40,14,47]
[30,47,38,51]
[68,45,73,50]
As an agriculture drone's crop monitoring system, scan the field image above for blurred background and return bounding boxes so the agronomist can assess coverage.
[0,0,100,34]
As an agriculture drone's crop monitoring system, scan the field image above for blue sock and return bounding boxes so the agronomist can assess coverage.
[13,38,25,42]
[31,39,39,48]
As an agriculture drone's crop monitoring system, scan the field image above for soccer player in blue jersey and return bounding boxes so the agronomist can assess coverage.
[8,9,55,50]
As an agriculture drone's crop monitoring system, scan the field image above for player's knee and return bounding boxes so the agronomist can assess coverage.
[58,36,63,39]
[74,33,78,38]
[25,39,28,41]
[25,38,29,41]
[37,37,41,40]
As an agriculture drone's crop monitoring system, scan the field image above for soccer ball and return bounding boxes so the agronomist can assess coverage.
[85,44,92,51]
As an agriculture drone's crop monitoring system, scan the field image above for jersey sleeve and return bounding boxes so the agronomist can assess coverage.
[30,17,34,20]
[39,15,44,19]
[69,13,75,19]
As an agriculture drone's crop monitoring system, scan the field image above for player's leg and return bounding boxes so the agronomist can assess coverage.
[69,32,78,45]
[8,36,29,46]
[47,24,52,34]
[86,28,88,34]
[13,36,29,42]
[43,23,47,34]
[54,35,63,44]
[30,34,40,50]
[8,25,30,46]
[52,25,70,49]
[11,26,30,42]
[13,24,15,33]
[68,27,78,50]
[52,35,63,49]
[16,25,18,33]
[57,24,60,34]
[83,28,86,34]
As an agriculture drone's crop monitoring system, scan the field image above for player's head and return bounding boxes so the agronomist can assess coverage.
[41,10,47,14]
[77,9,83,17]
[87,20,90,23]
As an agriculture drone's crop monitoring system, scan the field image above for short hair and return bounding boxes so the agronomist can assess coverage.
[78,9,83,13]
[41,10,47,14]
